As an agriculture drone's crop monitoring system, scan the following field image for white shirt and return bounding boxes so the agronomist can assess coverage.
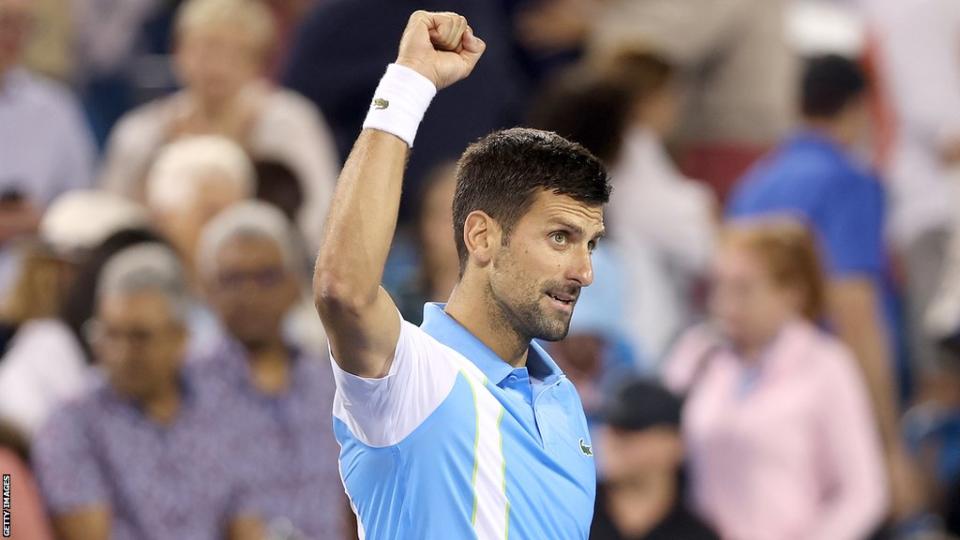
[608,127,716,360]
[0,319,93,437]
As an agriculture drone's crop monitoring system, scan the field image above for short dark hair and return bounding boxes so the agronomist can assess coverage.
[452,128,611,272]
[802,54,868,118]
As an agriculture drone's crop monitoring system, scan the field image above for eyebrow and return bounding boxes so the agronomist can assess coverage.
[549,218,605,241]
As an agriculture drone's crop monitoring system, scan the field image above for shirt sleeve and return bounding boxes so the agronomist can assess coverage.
[819,177,885,278]
[330,314,460,447]
[31,405,110,514]
[808,342,888,540]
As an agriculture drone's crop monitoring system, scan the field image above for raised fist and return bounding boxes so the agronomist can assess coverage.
[396,11,486,90]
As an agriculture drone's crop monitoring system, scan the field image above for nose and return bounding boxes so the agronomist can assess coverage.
[567,245,594,287]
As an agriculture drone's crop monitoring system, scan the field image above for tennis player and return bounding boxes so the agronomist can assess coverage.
[314,10,610,539]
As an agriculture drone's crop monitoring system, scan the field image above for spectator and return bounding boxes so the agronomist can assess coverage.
[145,135,254,274]
[99,0,339,249]
[0,0,97,295]
[664,220,887,540]
[530,55,715,362]
[0,191,149,438]
[726,54,918,516]
[33,244,263,540]
[281,0,526,219]
[254,159,305,226]
[863,0,960,377]
[394,162,460,325]
[587,0,796,200]
[192,200,344,538]
[592,378,717,540]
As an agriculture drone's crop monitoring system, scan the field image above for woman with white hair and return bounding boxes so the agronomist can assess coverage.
[145,135,255,274]
[98,0,338,249]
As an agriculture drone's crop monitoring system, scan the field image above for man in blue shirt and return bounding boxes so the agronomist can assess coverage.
[313,11,608,539]
[728,54,917,514]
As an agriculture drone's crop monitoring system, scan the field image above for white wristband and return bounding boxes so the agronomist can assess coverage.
[362,63,437,147]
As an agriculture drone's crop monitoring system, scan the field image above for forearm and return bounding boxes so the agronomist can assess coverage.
[830,291,900,448]
[314,129,408,306]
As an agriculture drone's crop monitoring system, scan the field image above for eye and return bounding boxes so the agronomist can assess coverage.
[587,239,598,253]
[551,232,568,246]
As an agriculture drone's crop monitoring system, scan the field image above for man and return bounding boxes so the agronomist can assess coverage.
[194,200,347,538]
[32,244,262,540]
[313,11,609,539]
[592,378,717,540]
[727,54,917,515]
[0,0,96,292]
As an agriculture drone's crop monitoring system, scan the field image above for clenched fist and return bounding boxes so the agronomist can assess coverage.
[396,11,486,90]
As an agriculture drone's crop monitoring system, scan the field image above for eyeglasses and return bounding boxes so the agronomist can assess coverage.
[83,320,179,350]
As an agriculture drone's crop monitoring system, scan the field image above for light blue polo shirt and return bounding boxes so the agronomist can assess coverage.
[331,303,596,539]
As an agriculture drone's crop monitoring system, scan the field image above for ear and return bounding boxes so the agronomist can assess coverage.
[462,210,500,269]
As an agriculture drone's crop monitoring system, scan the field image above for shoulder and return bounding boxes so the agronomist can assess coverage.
[109,95,176,144]
[9,70,82,115]
[260,87,324,123]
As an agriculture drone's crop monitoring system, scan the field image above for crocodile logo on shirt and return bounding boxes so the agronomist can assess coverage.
[579,438,593,457]
[373,98,390,110]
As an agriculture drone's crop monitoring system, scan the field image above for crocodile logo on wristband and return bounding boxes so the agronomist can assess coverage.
[373,98,390,110]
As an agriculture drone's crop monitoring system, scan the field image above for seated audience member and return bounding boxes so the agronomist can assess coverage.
[99,0,339,248]
[33,244,262,540]
[530,55,715,361]
[664,220,887,540]
[145,136,254,274]
[592,378,717,540]
[727,54,917,515]
[0,191,149,437]
[192,200,344,538]
[0,0,97,293]
[394,162,460,325]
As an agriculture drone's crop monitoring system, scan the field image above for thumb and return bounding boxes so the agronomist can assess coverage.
[459,26,486,68]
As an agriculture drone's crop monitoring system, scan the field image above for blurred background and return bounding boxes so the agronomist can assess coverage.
[1,0,959,538]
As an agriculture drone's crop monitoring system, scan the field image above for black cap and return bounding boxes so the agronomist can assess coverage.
[600,377,683,431]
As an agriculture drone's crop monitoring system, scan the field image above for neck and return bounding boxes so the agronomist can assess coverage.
[802,118,853,148]
[246,336,290,395]
[607,472,677,537]
[142,384,181,425]
[445,283,530,368]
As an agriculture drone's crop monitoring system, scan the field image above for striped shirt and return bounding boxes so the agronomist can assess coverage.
[332,303,596,539]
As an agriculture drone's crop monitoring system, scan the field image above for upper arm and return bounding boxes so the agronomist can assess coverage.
[330,315,460,447]
[52,506,111,540]
[316,285,402,379]
[820,180,884,277]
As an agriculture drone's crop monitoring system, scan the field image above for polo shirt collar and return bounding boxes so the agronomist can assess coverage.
[420,302,563,385]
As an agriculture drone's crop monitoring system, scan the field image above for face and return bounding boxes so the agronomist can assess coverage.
[419,171,458,272]
[0,0,30,75]
[158,172,247,263]
[709,242,799,349]
[175,25,260,102]
[92,291,186,401]
[205,235,298,348]
[598,425,683,484]
[484,191,604,342]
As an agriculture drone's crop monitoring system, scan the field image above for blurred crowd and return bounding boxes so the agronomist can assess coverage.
[0,0,959,538]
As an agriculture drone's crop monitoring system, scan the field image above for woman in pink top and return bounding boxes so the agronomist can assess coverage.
[663,219,888,540]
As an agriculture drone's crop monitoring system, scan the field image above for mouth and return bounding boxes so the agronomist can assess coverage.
[545,290,578,313]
